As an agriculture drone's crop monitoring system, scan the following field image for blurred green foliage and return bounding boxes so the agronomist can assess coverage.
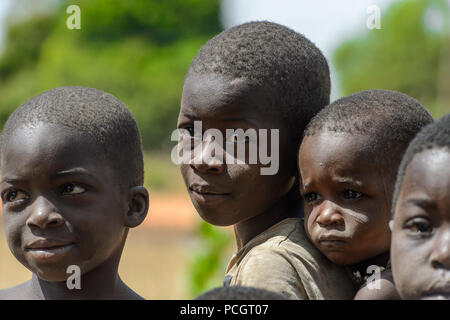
[143,152,186,192]
[334,0,450,118]
[187,221,233,297]
[0,0,222,149]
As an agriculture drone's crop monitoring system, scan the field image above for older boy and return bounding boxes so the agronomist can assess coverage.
[177,21,355,299]
[0,86,149,299]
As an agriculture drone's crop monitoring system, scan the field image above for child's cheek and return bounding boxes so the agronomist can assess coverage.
[3,213,22,245]
[4,218,27,264]
[225,162,253,179]
[303,210,315,240]
[225,163,268,190]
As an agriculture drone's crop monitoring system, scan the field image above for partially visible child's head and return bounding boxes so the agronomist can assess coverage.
[391,114,450,300]
[298,89,433,265]
[195,286,289,300]
[178,21,330,226]
[0,86,149,282]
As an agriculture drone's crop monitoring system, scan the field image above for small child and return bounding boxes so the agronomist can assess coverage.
[0,86,149,300]
[298,90,434,299]
[177,21,355,299]
[390,114,450,300]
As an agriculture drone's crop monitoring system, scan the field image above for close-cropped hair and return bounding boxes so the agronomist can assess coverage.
[304,89,434,186]
[187,20,331,143]
[0,86,144,189]
[392,113,450,213]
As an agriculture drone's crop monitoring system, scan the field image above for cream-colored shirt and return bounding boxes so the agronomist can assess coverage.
[223,218,355,300]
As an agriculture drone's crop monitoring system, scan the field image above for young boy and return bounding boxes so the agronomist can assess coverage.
[177,21,355,299]
[298,89,434,299]
[0,86,149,300]
[391,114,450,300]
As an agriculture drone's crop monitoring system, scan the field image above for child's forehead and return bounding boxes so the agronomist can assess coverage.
[183,73,257,107]
[0,125,119,192]
[300,130,373,162]
[181,72,284,127]
[394,149,450,220]
[1,123,103,169]
[299,131,389,180]
[6,122,91,146]
[403,148,450,192]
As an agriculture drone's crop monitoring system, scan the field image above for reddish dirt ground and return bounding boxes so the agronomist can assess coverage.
[144,192,200,231]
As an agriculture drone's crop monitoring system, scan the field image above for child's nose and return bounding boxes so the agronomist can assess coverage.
[430,228,450,270]
[190,161,224,174]
[26,196,64,229]
[316,201,345,227]
[189,137,225,174]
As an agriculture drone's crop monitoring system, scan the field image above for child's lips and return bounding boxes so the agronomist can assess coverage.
[422,283,450,300]
[25,239,75,262]
[421,292,450,300]
[189,185,232,204]
[317,235,348,249]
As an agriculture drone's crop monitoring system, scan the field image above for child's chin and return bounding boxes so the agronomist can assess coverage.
[314,242,351,265]
[33,269,74,283]
[26,260,83,283]
[323,251,350,265]
[199,211,236,227]
[197,206,241,226]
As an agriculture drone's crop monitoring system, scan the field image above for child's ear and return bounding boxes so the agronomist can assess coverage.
[124,186,149,228]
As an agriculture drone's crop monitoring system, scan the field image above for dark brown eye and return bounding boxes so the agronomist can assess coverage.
[304,192,320,203]
[185,126,195,136]
[62,183,86,195]
[343,189,363,200]
[6,190,17,202]
[178,127,200,150]
[406,219,433,235]
[3,190,28,203]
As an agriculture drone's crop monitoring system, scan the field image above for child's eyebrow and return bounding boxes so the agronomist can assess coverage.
[182,113,199,120]
[0,177,27,184]
[301,182,311,190]
[0,169,99,184]
[332,177,364,187]
[220,117,257,125]
[405,198,437,211]
[182,113,258,126]
[50,168,99,182]
[183,112,252,123]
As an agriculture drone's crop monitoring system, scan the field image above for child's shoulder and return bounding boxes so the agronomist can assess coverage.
[227,218,355,299]
[243,217,336,267]
[240,218,310,257]
[254,217,328,262]
[258,217,306,244]
[0,281,33,300]
[227,218,307,277]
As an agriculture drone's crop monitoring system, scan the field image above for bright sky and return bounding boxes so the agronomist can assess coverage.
[0,0,12,50]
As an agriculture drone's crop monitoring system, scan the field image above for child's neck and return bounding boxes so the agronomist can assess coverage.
[26,248,141,300]
[347,251,391,288]
[233,187,302,250]
[351,251,390,273]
